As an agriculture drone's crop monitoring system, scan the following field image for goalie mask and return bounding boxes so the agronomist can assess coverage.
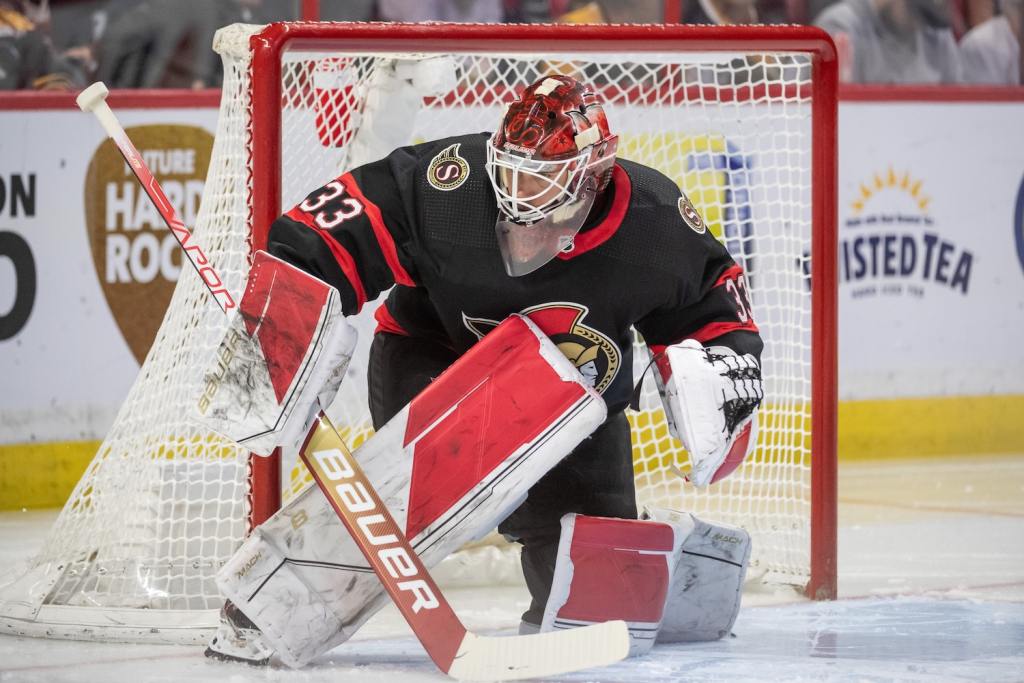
[486,75,618,277]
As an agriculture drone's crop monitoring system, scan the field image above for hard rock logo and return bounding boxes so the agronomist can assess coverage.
[84,124,214,364]
[462,302,620,393]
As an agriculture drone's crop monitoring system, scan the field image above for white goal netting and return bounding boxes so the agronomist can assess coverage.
[0,23,830,644]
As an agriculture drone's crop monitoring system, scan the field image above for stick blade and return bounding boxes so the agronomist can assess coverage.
[446,620,629,681]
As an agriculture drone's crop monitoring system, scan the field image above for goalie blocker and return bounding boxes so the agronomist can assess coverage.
[196,250,357,456]
[541,510,751,656]
[211,315,609,668]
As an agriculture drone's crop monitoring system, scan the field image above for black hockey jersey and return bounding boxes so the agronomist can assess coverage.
[268,133,762,412]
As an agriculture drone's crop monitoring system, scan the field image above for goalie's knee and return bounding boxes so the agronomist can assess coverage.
[539,510,751,656]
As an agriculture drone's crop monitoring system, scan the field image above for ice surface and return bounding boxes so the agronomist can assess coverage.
[1,456,1022,682]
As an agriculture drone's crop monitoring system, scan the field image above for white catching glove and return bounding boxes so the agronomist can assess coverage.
[654,339,763,487]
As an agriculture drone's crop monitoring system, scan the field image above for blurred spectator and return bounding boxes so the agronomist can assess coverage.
[47,0,111,84]
[560,0,665,22]
[805,0,842,23]
[0,0,84,88]
[94,0,279,89]
[960,0,1022,83]
[815,0,963,83]
[318,0,376,20]
[558,1,605,20]
[504,0,555,21]
[960,0,997,28]
[561,0,794,24]
[682,0,760,22]
[378,0,503,22]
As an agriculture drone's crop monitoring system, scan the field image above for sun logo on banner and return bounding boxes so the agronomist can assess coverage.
[840,166,973,297]
[851,167,930,215]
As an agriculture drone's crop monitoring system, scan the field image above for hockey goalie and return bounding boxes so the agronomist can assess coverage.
[196,72,764,667]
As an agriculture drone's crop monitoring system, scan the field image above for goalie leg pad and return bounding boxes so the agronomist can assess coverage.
[540,514,682,657]
[216,500,379,667]
[195,250,357,456]
[499,411,637,627]
[646,507,751,643]
[215,314,607,668]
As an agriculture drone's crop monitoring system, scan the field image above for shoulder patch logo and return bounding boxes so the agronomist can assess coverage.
[427,143,470,191]
[678,192,706,234]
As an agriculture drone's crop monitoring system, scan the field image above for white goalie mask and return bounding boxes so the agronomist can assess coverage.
[484,75,618,277]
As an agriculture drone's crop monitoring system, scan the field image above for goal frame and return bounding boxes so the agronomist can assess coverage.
[244,21,839,601]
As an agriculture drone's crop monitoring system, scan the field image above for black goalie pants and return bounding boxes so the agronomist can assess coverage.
[367,331,638,625]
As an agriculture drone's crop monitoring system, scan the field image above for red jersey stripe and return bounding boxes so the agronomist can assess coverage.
[284,207,368,311]
[688,319,759,343]
[649,319,760,351]
[558,164,631,260]
[374,302,409,336]
[339,173,416,287]
[714,263,747,287]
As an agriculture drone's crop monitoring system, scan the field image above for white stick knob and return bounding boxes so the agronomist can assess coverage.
[76,82,110,113]
[76,82,126,142]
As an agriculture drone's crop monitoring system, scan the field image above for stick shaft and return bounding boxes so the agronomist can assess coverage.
[300,412,466,673]
[84,90,236,313]
[299,412,628,680]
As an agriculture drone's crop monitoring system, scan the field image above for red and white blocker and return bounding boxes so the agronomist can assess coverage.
[195,250,358,456]
[541,509,752,656]
[216,314,610,668]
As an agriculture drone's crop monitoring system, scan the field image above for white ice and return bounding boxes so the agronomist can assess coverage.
[1,456,1022,682]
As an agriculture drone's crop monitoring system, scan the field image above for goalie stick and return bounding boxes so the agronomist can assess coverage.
[76,81,629,680]
[302,411,628,680]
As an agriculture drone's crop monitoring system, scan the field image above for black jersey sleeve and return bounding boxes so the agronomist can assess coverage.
[266,146,423,315]
[635,228,763,361]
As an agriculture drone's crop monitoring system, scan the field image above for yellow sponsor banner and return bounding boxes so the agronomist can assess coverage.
[0,441,99,510]
[838,395,1024,460]
[5,395,1020,511]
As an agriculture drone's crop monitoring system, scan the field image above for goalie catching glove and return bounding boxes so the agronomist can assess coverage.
[650,339,763,486]
[194,250,357,456]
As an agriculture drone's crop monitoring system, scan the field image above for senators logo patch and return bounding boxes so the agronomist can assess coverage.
[678,192,706,234]
[426,143,470,191]
[462,303,620,393]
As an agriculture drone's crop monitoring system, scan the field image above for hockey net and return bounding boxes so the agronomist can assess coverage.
[0,22,836,644]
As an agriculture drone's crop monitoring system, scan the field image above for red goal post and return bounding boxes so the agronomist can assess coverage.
[245,22,838,600]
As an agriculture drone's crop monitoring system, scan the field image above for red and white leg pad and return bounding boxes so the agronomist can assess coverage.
[195,250,358,456]
[214,315,608,668]
[541,509,751,655]
[540,514,680,656]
